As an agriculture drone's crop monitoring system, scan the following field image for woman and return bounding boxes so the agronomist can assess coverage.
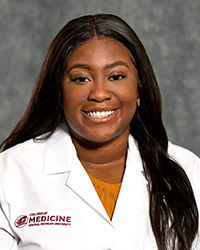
[0,14,199,250]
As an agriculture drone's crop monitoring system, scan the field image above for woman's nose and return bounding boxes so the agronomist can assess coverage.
[88,80,112,102]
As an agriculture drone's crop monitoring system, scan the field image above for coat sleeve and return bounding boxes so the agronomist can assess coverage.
[0,203,18,250]
[168,143,200,249]
[0,151,19,250]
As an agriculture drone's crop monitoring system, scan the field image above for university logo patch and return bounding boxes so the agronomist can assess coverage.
[14,211,71,228]
[15,215,28,228]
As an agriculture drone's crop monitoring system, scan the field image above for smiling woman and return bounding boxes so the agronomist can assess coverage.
[0,14,200,250]
[62,38,138,145]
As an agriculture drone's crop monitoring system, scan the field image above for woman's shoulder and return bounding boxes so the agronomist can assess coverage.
[0,138,45,158]
[168,142,199,165]
[168,142,200,183]
[0,125,72,176]
[0,138,45,176]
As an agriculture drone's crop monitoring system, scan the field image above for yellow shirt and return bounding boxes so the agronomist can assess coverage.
[88,173,122,220]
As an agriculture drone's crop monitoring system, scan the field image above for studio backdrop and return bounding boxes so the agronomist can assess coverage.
[0,0,200,155]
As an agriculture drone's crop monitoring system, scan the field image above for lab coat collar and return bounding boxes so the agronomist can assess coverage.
[43,124,147,225]
[126,135,144,176]
[43,124,144,176]
[43,123,77,175]
[43,124,112,222]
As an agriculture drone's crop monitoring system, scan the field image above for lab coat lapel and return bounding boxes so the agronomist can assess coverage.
[112,136,148,246]
[66,155,111,224]
[43,124,111,223]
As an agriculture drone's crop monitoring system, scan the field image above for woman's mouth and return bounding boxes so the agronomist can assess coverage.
[85,110,116,118]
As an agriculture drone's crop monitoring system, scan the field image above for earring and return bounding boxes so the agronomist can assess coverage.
[137,98,140,106]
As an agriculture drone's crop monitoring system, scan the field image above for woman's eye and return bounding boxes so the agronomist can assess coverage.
[72,77,90,83]
[109,75,126,81]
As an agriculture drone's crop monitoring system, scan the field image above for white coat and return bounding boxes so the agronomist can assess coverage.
[0,124,200,250]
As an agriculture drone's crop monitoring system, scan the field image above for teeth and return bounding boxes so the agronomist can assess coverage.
[87,110,115,118]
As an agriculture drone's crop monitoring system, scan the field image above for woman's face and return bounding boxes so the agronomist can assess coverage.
[62,38,139,145]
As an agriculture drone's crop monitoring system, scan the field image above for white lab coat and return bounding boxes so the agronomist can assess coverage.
[0,124,200,250]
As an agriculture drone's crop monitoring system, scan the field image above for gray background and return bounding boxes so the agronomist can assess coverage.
[0,0,199,155]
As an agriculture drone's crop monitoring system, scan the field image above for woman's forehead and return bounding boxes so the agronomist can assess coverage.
[66,37,135,69]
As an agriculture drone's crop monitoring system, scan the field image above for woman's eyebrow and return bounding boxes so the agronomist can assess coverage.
[67,64,92,73]
[104,61,130,70]
[67,61,130,74]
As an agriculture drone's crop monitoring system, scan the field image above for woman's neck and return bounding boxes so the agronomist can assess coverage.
[71,131,129,183]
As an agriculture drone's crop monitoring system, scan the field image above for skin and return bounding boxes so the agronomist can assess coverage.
[62,37,139,183]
